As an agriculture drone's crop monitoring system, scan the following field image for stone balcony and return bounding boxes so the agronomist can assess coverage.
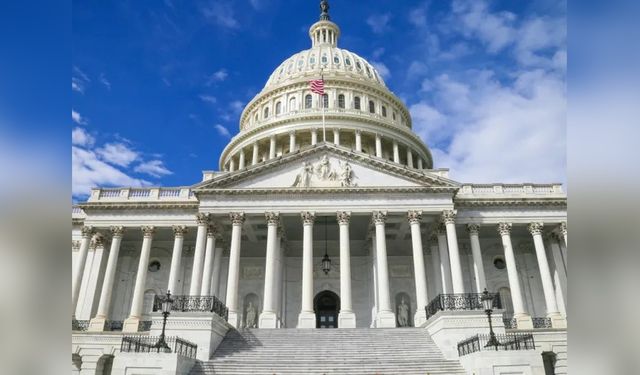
[457,183,565,199]
[86,187,197,203]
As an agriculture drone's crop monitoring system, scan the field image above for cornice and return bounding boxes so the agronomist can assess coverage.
[454,198,567,207]
[78,202,199,210]
[196,186,459,196]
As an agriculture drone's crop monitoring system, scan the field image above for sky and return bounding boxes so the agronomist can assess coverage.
[71,0,566,200]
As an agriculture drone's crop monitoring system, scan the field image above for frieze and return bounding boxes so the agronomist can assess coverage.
[242,266,264,279]
[292,156,357,188]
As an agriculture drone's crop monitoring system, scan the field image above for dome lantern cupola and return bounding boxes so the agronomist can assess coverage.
[309,0,340,48]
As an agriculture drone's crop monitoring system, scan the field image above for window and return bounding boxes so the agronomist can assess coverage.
[148,261,161,272]
[305,94,312,109]
[494,257,506,270]
[392,111,396,121]
[345,57,351,66]
[309,55,316,64]
[322,55,328,64]
[333,55,340,64]
[369,100,375,113]
[322,94,329,108]
[289,97,297,111]
[382,106,387,117]
[275,101,282,115]
[366,66,372,78]
[298,59,304,67]
[356,61,362,70]
[338,94,345,109]
[254,113,259,122]
[354,96,361,110]
[263,106,269,119]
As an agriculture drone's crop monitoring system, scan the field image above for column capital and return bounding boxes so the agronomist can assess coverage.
[559,221,567,236]
[230,212,246,225]
[110,226,126,237]
[288,130,296,136]
[301,211,316,225]
[436,222,447,235]
[141,226,155,237]
[407,210,423,224]
[172,225,188,237]
[528,222,544,236]
[355,129,361,135]
[372,210,387,225]
[207,223,219,238]
[196,212,210,225]
[93,233,106,248]
[72,240,81,250]
[466,223,481,235]
[265,212,281,226]
[81,225,95,238]
[337,211,351,225]
[441,210,457,224]
[497,222,512,236]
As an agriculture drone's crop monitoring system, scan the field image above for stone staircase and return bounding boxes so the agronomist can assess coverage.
[190,328,467,375]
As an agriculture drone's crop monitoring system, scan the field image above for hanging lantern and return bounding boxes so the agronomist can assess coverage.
[322,253,331,275]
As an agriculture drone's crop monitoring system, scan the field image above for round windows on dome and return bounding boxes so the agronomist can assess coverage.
[309,55,316,65]
[298,59,304,67]
[333,55,340,64]
[345,57,351,66]
[356,61,362,70]
[148,260,161,272]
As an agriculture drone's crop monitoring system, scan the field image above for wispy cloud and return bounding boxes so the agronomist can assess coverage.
[99,73,111,90]
[134,160,172,178]
[371,62,391,80]
[72,127,95,147]
[202,2,239,29]
[230,100,244,113]
[207,69,228,85]
[96,142,140,167]
[199,94,217,104]
[72,110,87,125]
[72,66,90,94]
[214,124,231,138]
[367,13,391,34]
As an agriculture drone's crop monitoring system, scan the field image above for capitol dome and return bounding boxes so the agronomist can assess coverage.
[219,1,433,172]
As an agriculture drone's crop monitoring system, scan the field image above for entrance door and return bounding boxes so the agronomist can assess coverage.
[314,290,340,328]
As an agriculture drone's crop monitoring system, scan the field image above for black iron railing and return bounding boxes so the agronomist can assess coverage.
[72,319,89,331]
[532,317,553,329]
[425,293,502,319]
[120,335,198,359]
[153,295,228,321]
[457,333,535,356]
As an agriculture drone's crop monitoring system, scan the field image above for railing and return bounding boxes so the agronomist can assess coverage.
[532,317,553,329]
[129,188,151,197]
[153,295,229,321]
[120,335,198,359]
[159,188,181,197]
[72,319,89,331]
[106,320,124,331]
[90,187,195,202]
[425,293,502,320]
[459,183,564,196]
[457,333,536,356]
[99,189,121,198]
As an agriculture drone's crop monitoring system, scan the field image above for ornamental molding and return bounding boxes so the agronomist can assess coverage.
[407,210,422,224]
[141,226,155,237]
[172,225,188,237]
[93,233,106,247]
[336,211,351,224]
[372,210,387,225]
[265,211,281,225]
[528,222,544,236]
[454,198,567,207]
[466,223,481,235]
[78,202,199,210]
[72,240,81,251]
[229,212,246,225]
[497,222,512,236]
[436,222,447,235]
[110,226,125,237]
[441,209,457,224]
[301,211,316,224]
[196,212,210,225]
[81,226,95,238]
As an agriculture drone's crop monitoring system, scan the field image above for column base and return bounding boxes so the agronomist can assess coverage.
[376,310,397,328]
[297,311,316,328]
[515,314,534,330]
[258,311,278,329]
[338,311,356,328]
[227,311,240,329]
[414,309,428,327]
[122,316,141,333]
[549,313,567,328]
[88,316,108,332]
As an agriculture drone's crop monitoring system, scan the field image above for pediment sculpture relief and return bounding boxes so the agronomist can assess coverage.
[292,155,357,188]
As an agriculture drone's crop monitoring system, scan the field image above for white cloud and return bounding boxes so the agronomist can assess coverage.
[214,124,231,138]
[207,69,229,85]
[249,0,265,11]
[372,47,385,59]
[452,0,516,53]
[72,110,87,125]
[133,160,172,178]
[371,62,391,80]
[72,78,85,94]
[407,61,429,81]
[72,127,95,147]
[409,7,427,28]
[230,100,244,113]
[72,66,90,94]
[367,14,391,34]
[96,142,140,167]
[199,95,217,104]
[99,73,111,90]
[202,2,239,29]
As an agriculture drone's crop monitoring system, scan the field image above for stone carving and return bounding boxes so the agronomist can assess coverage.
[196,212,210,225]
[230,212,246,225]
[93,233,105,247]
[397,298,410,327]
[372,211,387,225]
[245,302,257,328]
[172,225,187,237]
[72,240,81,251]
[141,226,155,237]
[81,226,95,238]
[497,222,512,236]
[242,266,264,279]
[265,212,280,225]
[207,224,218,238]
[338,161,356,187]
[316,155,335,180]
[466,223,481,235]
[559,222,567,236]
[292,156,357,188]
[528,222,544,236]
[407,210,422,224]
[441,210,456,224]
[292,162,314,187]
[111,226,126,237]
[336,211,351,224]
[301,211,316,225]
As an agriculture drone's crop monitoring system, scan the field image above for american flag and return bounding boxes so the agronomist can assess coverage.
[309,79,325,95]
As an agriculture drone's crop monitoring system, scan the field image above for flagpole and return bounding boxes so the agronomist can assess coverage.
[321,68,326,143]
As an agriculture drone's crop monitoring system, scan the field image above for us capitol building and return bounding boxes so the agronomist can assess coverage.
[72,2,567,374]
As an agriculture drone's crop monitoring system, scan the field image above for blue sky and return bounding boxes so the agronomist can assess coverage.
[72,0,566,199]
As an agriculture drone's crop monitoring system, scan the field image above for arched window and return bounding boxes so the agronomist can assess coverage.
[289,97,297,111]
[369,100,375,113]
[333,55,340,64]
[275,101,282,115]
[392,111,396,121]
[322,94,329,108]
[354,96,361,110]
[254,113,258,122]
[263,106,269,119]
[338,94,345,109]
[305,94,312,109]
[382,106,387,117]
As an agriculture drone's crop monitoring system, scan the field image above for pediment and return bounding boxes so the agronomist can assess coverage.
[195,144,460,192]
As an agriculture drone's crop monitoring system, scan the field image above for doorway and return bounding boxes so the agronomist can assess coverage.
[314,290,340,328]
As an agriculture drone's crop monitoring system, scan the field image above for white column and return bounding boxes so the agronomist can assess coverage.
[252,143,259,165]
[355,130,362,151]
[417,158,423,169]
[408,211,429,326]
[393,141,400,163]
[373,211,396,327]
[466,224,487,293]
[429,232,443,295]
[407,149,414,168]
[123,226,155,332]
[269,135,276,159]
[274,230,284,326]
[529,223,565,328]
[442,210,465,293]
[200,225,218,296]
[298,211,316,328]
[260,212,280,328]
[238,150,246,169]
[72,226,94,316]
[229,158,236,172]
[89,227,125,331]
[289,131,296,152]
[311,128,318,145]
[370,232,379,327]
[210,243,224,297]
[375,134,382,158]
[337,211,356,328]
[167,226,187,295]
[549,235,567,316]
[333,128,340,145]
[189,213,209,296]
[498,223,533,329]
[226,212,245,328]
[436,224,453,294]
